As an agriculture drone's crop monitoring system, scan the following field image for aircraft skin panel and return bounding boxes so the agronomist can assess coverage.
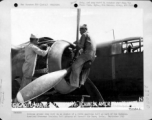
[88,43,143,100]
[115,52,143,79]
[89,56,112,80]
[89,53,143,80]
[90,39,143,81]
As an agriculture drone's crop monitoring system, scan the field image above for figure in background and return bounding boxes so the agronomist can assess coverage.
[127,43,133,53]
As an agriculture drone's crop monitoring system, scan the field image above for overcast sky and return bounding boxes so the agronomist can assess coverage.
[11,8,143,46]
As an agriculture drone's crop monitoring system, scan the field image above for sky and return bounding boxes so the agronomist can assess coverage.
[11,8,143,46]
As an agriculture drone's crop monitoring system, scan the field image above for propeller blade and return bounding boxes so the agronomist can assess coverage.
[84,78,104,102]
[16,69,68,103]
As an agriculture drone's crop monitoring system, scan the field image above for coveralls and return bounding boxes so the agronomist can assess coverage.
[19,43,48,90]
[70,32,96,87]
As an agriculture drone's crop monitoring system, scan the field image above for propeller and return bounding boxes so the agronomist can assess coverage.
[16,67,104,103]
[84,78,104,102]
[16,69,69,103]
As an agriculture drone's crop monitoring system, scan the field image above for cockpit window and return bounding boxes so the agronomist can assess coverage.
[111,37,143,55]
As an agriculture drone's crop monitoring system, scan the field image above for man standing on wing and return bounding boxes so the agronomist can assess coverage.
[19,34,49,90]
[70,24,96,87]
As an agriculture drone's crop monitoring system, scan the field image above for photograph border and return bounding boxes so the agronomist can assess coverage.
[0,0,152,120]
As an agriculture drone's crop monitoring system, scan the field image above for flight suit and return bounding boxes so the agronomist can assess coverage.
[70,32,96,87]
[19,43,48,90]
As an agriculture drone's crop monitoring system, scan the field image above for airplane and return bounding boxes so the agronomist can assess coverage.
[11,9,143,104]
[11,36,143,103]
